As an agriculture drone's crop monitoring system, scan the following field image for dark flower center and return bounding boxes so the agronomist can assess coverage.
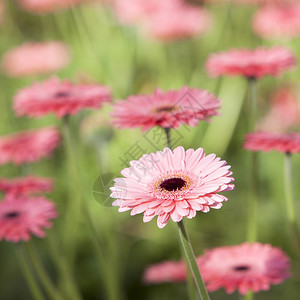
[155,106,177,113]
[4,211,20,219]
[54,91,70,98]
[233,265,250,272]
[159,177,186,192]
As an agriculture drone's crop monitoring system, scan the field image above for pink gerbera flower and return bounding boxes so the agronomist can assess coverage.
[144,260,187,283]
[258,86,300,133]
[198,242,290,295]
[112,0,180,25]
[112,86,220,131]
[111,146,234,228]
[0,127,60,165]
[13,77,111,118]
[244,132,300,154]
[205,47,296,79]
[0,194,58,242]
[253,4,300,39]
[1,41,71,77]
[0,176,53,196]
[143,5,211,41]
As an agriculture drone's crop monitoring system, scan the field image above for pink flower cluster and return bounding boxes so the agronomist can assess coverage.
[144,242,290,295]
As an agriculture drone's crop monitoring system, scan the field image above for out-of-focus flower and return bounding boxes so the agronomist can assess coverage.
[199,243,290,295]
[1,42,71,77]
[258,86,300,133]
[0,127,60,166]
[112,0,181,25]
[144,260,187,283]
[0,176,53,196]
[205,47,296,79]
[0,194,58,242]
[244,132,300,154]
[253,4,300,39]
[14,77,111,118]
[17,0,95,14]
[112,86,220,132]
[208,0,298,5]
[111,146,234,228]
[143,5,212,41]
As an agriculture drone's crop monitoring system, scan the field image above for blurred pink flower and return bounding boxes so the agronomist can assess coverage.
[209,0,298,5]
[14,77,111,118]
[144,5,212,41]
[206,47,296,79]
[244,132,300,154]
[258,86,300,133]
[144,260,187,283]
[253,4,300,39]
[0,127,60,166]
[0,194,58,242]
[198,243,290,295]
[0,176,53,196]
[1,41,71,77]
[111,146,234,228]
[112,0,180,25]
[112,86,220,131]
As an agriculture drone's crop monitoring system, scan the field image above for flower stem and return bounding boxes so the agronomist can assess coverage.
[15,244,46,300]
[244,291,254,300]
[247,78,259,242]
[164,128,171,148]
[284,153,300,260]
[177,220,210,300]
[25,243,65,300]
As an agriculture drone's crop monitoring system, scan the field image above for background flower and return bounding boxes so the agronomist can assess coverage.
[0,127,60,165]
[0,194,58,242]
[1,41,71,77]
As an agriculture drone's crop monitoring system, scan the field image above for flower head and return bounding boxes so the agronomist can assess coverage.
[0,194,58,242]
[198,242,290,295]
[144,260,186,283]
[244,132,300,154]
[0,176,53,196]
[0,127,60,166]
[206,47,296,79]
[143,5,211,41]
[14,77,111,118]
[257,86,300,133]
[1,41,71,77]
[111,146,234,228]
[112,87,220,131]
[253,4,300,39]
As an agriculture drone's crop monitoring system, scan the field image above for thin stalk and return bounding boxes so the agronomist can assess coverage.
[25,243,65,300]
[47,234,83,300]
[62,116,122,300]
[284,153,300,260]
[15,244,46,300]
[245,291,253,300]
[164,128,172,149]
[178,221,210,300]
[247,78,259,242]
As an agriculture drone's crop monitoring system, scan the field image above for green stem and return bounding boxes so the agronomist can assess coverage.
[177,221,210,300]
[284,153,300,260]
[164,128,171,149]
[245,291,254,300]
[47,234,83,300]
[15,244,46,300]
[62,116,122,300]
[247,78,259,242]
[25,243,65,300]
